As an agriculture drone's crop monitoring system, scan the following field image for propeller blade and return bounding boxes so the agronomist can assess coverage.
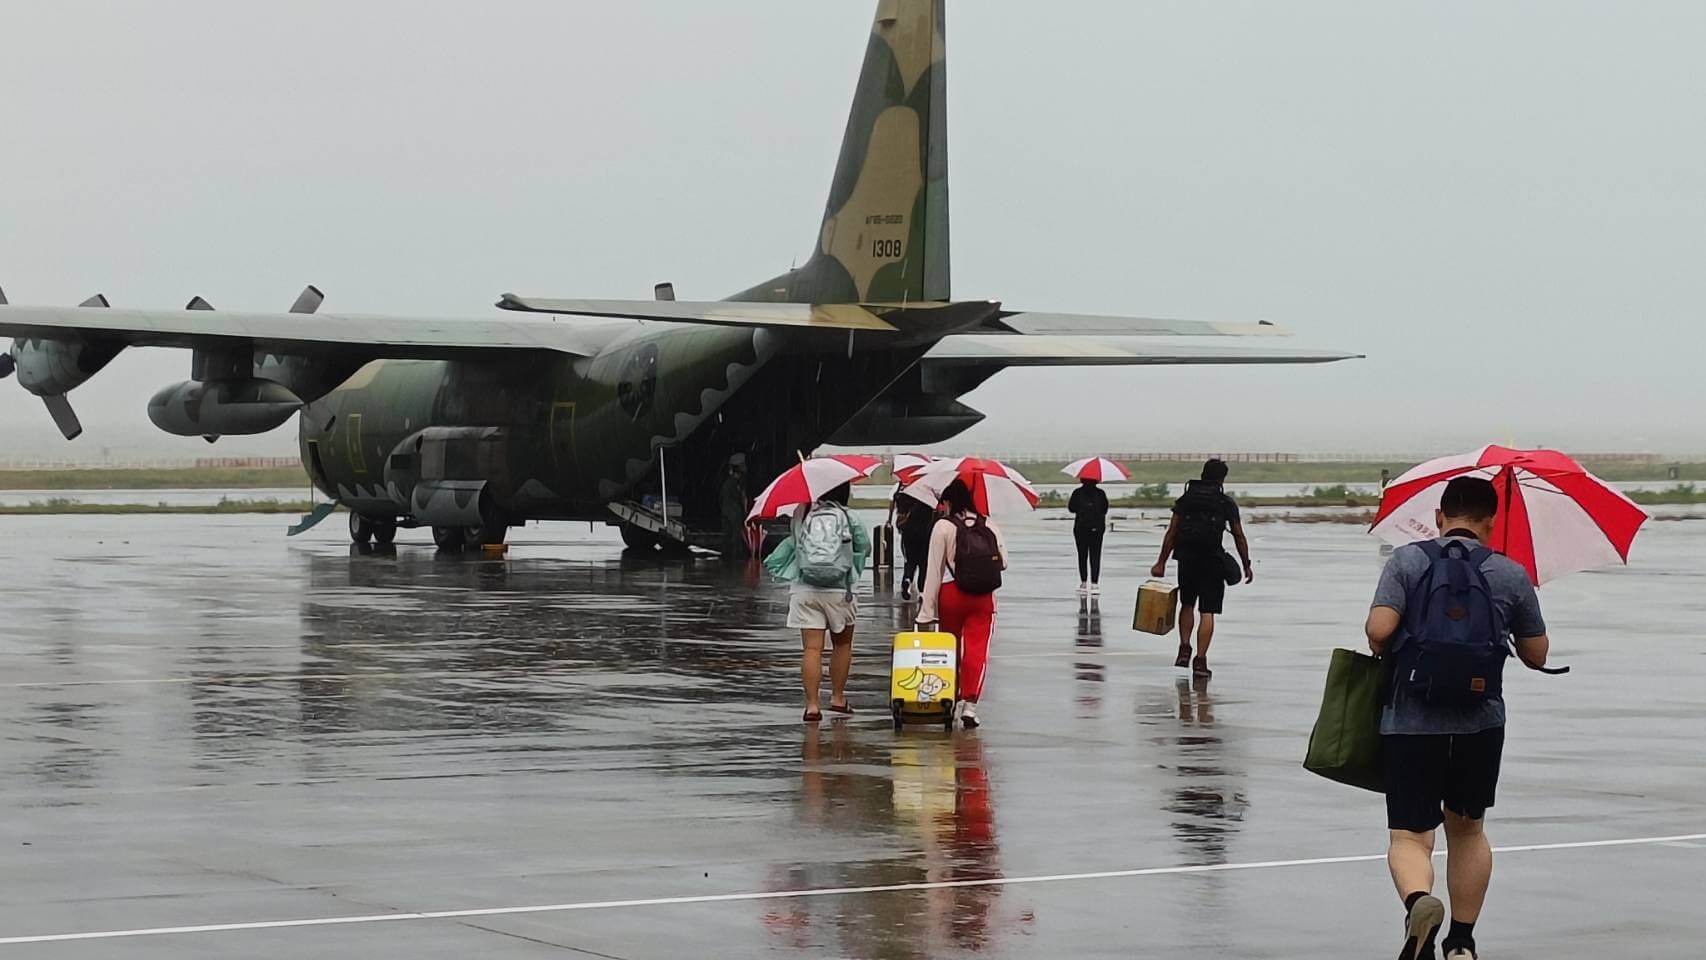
[289,285,323,314]
[43,394,82,440]
[0,353,14,379]
[79,294,110,308]
[186,296,214,310]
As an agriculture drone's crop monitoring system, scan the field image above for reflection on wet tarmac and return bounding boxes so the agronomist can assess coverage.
[0,513,1700,955]
[772,725,1030,955]
[1075,596,1105,714]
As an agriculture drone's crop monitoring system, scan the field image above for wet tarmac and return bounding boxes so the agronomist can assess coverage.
[0,511,1701,957]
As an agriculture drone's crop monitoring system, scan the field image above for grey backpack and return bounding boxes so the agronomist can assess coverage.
[796,502,855,588]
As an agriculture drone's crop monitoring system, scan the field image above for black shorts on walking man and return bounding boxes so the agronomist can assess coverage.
[1151,459,1252,678]
[1364,476,1552,960]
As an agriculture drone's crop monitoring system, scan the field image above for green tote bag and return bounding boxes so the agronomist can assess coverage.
[1303,648,1385,793]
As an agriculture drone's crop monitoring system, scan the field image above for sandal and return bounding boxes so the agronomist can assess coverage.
[802,710,823,723]
[1174,645,1192,668]
[827,702,855,716]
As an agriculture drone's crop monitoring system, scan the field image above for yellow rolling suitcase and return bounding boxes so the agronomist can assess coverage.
[890,630,958,730]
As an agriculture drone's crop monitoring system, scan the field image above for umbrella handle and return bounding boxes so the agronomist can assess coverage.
[1517,650,1570,675]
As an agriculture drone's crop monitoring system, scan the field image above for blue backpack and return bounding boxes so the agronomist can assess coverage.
[1395,540,1510,706]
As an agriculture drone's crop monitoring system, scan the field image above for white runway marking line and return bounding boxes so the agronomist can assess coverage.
[0,832,1700,946]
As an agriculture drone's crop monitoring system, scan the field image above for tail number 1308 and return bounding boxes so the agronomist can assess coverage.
[871,238,904,259]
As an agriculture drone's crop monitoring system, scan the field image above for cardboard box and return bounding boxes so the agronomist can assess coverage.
[1133,580,1179,635]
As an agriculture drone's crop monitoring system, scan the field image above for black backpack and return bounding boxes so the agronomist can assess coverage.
[952,515,1003,595]
[1394,540,1508,706]
[1174,483,1227,556]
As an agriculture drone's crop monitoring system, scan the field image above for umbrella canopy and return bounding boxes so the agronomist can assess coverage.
[1370,445,1648,585]
[891,452,938,486]
[1063,456,1130,482]
[902,456,1040,515]
[747,454,882,521]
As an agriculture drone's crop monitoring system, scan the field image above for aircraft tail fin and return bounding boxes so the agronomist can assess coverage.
[810,0,949,304]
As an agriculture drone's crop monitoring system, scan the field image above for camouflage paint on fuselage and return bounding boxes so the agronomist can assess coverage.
[301,0,951,536]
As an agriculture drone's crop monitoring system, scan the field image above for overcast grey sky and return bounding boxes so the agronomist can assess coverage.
[1,1,1701,459]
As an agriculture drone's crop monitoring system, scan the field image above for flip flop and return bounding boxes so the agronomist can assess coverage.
[802,710,823,723]
[827,703,855,716]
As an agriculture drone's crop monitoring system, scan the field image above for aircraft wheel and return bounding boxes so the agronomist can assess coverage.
[620,523,660,551]
[432,525,467,552]
[372,521,398,546]
[348,511,374,545]
[465,518,508,547]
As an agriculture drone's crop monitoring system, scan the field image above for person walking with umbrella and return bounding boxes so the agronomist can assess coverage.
[1362,447,1645,960]
[754,455,881,722]
[1064,457,1124,595]
[907,458,1035,728]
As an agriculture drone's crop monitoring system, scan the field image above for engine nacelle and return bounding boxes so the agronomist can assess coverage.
[828,395,986,446]
[11,337,124,397]
[147,379,302,437]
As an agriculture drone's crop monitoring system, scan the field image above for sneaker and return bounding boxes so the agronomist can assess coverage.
[899,583,912,601]
[1076,582,1089,596]
[960,701,980,729]
[1089,583,1100,596]
[1398,894,1444,960]
[1192,657,1212,678]
[1444,949,1476,960]
[1174,645,1192,668]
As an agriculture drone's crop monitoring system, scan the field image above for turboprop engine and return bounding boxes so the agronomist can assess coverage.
[0,292,126,439]
[147,378,302,439]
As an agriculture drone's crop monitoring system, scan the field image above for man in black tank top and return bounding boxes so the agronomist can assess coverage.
[1150,459,1253,677]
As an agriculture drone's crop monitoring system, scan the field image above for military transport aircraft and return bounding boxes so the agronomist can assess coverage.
[0,0,1356,552]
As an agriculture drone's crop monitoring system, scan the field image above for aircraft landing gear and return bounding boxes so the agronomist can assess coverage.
[465,517,508,548]
[431,525,466,552]
[351,512,398,547]
[619,523,661,552]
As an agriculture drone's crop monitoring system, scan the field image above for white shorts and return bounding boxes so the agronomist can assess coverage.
[787,589,858,633]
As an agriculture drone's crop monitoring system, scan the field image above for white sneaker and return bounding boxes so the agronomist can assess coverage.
[960,701,980,729]
[1444,950,1476,960]
[1077,582,1089,596]
[1089,583,1100,596]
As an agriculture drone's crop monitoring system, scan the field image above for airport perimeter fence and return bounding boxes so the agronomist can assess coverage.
[0,456,303,471]
[912,451,1701,465]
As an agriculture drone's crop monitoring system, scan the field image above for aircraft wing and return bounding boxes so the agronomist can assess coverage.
[924,334,1362,366]
[0,305,624,359]
[496,297,1304,340]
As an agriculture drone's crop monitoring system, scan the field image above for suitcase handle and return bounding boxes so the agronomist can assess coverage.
[914,620,939,632]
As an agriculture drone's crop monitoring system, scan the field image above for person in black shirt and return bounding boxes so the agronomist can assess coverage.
[895,491,937,602]
[1150,459,1253,677]
[1067,478,1110,595]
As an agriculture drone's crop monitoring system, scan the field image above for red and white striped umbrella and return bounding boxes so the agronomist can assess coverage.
[1063,456,1130,482]
[1370,445,1648,585]
[892,452,937,486]
[747,454,882,521]
[902,456,1039,515]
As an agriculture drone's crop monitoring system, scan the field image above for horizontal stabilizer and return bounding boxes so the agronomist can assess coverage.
[925,335,1361,367]
[496,296,897,332]
[991,311,1289,337]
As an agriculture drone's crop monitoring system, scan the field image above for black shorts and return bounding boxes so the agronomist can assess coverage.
[1382,727,1505,832]
[1176,556,1226,615]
